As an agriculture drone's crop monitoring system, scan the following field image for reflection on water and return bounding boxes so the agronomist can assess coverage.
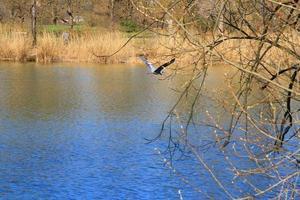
[0,63,194,200]
[0,64,174,122]
[0,63,278,199]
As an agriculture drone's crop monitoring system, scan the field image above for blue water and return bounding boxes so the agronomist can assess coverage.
[0,63,293,199]
[0,63,203,199]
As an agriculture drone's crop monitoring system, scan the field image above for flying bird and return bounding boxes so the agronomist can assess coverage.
[139,55,175,75]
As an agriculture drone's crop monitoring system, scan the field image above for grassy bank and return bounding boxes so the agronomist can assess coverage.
[0,24,298,68]
[0,24,138,63]
[0,25,183,65]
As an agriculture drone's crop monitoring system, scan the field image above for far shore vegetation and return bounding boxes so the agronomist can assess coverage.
[1,1,299,67]
[0,23,138,64]
[1,22,299,67]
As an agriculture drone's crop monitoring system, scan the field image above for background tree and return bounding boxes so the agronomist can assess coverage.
[1,0,31,23]
[31,0,37,46]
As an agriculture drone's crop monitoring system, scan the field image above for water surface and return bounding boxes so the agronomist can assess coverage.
[0,63,281,199]
[0,63,198,199]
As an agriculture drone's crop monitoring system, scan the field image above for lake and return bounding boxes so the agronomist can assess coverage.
[0,63,288,199]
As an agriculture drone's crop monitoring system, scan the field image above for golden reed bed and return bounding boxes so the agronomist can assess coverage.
[0,24,298,68]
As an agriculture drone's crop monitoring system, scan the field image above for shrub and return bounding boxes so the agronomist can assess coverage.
[120,19,141,33]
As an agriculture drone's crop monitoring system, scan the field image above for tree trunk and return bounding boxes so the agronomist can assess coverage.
[52,3,58,25]
[127,0,133,18]
[213,1,226,35]
[67,0,74,29]
[31,0,37,47]
[110,0,115,24]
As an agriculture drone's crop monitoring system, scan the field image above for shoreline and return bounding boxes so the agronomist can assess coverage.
[0,53,140,65]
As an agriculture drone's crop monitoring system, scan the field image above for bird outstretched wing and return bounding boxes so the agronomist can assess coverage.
[139,56,156,73]
[160,58,176,68]
[154,58,176,75]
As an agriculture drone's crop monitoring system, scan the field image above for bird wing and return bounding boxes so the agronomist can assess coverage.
[154,58,176,74]
[139,56,156,73]
[160,58,175,68]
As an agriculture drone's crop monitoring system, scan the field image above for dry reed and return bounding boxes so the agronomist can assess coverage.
[0,25,139,64]
[0,24,31,62]
[0,24,298,67]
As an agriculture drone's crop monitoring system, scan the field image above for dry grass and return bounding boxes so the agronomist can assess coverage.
[0,24,200,65]
[0,25,140,64]
[35,31,139,63]
[213,30,300,68]
[0,24,31,62]
[0,24,298,67]
[0,34,31,61]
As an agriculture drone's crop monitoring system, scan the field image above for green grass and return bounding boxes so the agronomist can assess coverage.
[40,24,83,33]
[120,19,142,33]
[40,23,155,40]
[40,24,116,36]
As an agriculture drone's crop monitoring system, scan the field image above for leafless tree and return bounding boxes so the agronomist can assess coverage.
[31,0,37,46]
[129,0,300,198]
[66,0,74,28]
